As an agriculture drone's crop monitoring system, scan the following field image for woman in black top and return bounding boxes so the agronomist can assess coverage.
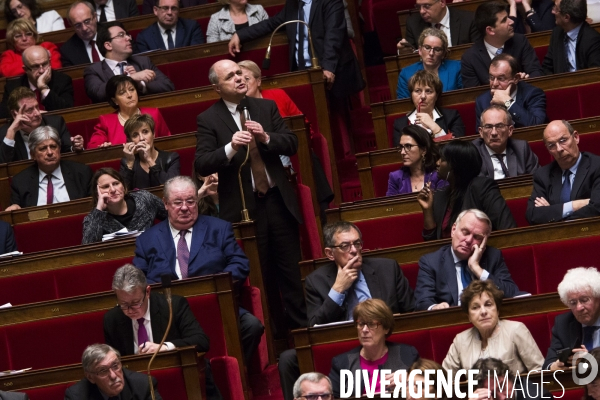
[119,114,180,190]
[82,168,167,244]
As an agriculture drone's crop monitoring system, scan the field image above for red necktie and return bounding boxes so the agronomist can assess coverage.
[35,90,45,111]
[90,40,100,62]
[434,23,442,29]
[46,174,53,205]
[177,230,189,278]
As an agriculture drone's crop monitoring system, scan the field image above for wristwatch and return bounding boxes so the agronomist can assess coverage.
[504,100,512,108]
[526,9,536,16]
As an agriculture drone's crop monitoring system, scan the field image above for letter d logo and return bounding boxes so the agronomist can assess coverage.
[573,352,599,385]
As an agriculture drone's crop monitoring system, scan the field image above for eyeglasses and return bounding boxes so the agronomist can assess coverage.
[545,133,574,151]
[397,143,418,153]
[73,18,94,30]
[567,296,591,308]
[169,199,197,209]
[330,239,363,253]
[156,5,179,11]
[92,361,122,378]
[118,292,147,311]
[488,75,512,84]
[110,31,132,41]
[299,394,332,400]
[421,44,444,54]
[481,123,510,133]
[356,321,381,330]
[14,32,34,40]
[415,0,440,10]
[25,60,50,72]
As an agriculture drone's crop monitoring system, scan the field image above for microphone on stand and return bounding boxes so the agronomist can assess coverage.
[262,20,319,70]
[237,97,252,222]
[147,275,173,400]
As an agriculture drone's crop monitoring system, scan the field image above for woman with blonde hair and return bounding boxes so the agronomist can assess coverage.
[206,0,268,42]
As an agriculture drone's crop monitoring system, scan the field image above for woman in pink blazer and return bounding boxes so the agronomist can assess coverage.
[88,75,170,149]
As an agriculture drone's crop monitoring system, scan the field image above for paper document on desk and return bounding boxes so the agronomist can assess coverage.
[102,228,142,241]
[0,368,31,376]
[0,251,23,259]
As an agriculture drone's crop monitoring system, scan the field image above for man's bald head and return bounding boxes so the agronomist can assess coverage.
[543,120,581,170]
[22,45,51,85]
[208,59,247,103]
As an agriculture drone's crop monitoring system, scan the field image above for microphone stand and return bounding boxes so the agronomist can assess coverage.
[237,106,252,222]
[147,275,173,400]
[262,20,320,70]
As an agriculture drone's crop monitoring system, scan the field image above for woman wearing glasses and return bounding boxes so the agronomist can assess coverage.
[392,70,465,147]
[329,299,419,398]
[5,0,65,33]
[82,168,167,244]
[396,28,462,99]
[387,125,447,196]
[0,18,62,77]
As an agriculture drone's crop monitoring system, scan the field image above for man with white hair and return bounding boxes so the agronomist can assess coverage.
[415,208,522,311]
[293,372,333,400]
[544,267,600,370]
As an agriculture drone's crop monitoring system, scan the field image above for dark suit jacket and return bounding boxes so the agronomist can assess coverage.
[83,55,174,103]
[133,216,250,284]
[415,244,521,310]
[0,392,28,400]
[0,221,17,255]
[472,137,539,178]
[404,7,480,49]
[195,97,302,224]
[60,34,93,67]
[104,292,209,356]
[142,0,207,14]
[236,0,364,98]
[461,34,543,88]
[392,107,465,147]
[526,151,600,224]
[0,115,73,164]
[112,0,140,20]
[475,81,547,129]
[64,368,161,400]
[136,18,205,52]
[424,176,517,241]
[0,72,74,119]
[304,257,415,326]
[544,311,582,369]
[542,22,600,74]
[9,160,93,208]
[329,342,420,398]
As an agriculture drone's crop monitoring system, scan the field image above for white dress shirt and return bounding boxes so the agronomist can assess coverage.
[434,7,452,47]
[83,33,105,63]
[37,165,70,206]
[484,40,504,60]
[407,109,447,138]
[169,222,193,279]
[485,145,508,180]
[131,299,175,354]
[3,131,32,158]
[158,23,177,49]
[96,0,116,21]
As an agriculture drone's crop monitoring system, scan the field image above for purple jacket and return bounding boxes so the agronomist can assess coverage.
[386,168,448,196]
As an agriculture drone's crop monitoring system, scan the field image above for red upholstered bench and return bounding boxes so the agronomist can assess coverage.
[12,214,87,253]
[297,184,323,260]
[506,197,529,228]
[535,46,549,65]
[400,262,419,290]
[0,270,58,307]
[355,212,425,250]
[372,162,402,198]
[53,258,133,299]
[23,383,72,400]
[502,245,537,295]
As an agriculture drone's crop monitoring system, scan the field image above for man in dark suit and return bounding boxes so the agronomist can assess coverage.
[474,105,539,179]
[133,176,263,363]
[544,267,600,370]
[195,59,307,332]
[526,120,600,224]
[461,1,543,88]
[136,0,204,52]
[6,126,93,211]
[103,264,221,400]
[0,87,83,164]
[0,46,73,119]
[0,392,28,400]
[0,221,17,255]
[475,54,547,130]
[398,0,480,50]
[64,344,161,400]
[415,209,521,311]
[228,0,364,99]
[93,0,138,22]
[61,1,104,67]
[84,22,175,103]
[542,0,600,74]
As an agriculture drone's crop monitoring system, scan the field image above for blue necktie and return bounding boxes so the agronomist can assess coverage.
[564,35,575,72]
[346,284,359,320]
[561,170,572,203]
[118,61,126,75]
[583,326,599,350]
[495,48,503,55]
[297,1,307,70]
[166,29,174,50]
[460,261,472,291]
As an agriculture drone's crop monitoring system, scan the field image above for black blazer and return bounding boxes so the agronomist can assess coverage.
[0,115,73,164]
[0,221,17,255]
[424,176,517,241]
[9,160,93,208]
[461,34,543,88]
[60,34,93,67]
[104,292,209,356]
[119,150,180,190]
[64,368,161,400]
[236,0,364,98]
[544,311,582,369]
[136,18,205,52]
[195,97,302,224]
[415,244,522,310]
[392,107,465,147]
[329,342,420,398]
[0,391,28,400]
[83,55,175,103]
[526,151,600,224]
[304,257,415,326]
[110,0,139,20]
[472,137,539,178]
[0,72,74,119]
[542,22,600,74]
[404,6,480,48]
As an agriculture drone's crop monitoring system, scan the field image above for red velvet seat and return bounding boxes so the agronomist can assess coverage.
[535,46,548,65]
[0,270,58,306]
[506,197,529,228]
[501,245,537,295]
[545,88,581,122]
[400,262,419,290]
[23,383,72,400]
[372,0,407,55]
[511,314,551,355]
[13,214,87,253]
[151,367,190,400]
[178,147,197,177]
[429,323,471,363]
[446,103,477,137]
[372,162,402,198]
[54,258,132,299]
[297,184,323,260]
[355,213,425,250]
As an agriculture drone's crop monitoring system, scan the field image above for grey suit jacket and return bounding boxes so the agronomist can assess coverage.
[0,391,29,400]
[83,55,174,103]
[472,137,539,178]
[405,6,480,48]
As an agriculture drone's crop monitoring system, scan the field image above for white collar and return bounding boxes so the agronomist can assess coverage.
[168,221,194,239]
[223,99,240,114]
[437,7,450,28]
